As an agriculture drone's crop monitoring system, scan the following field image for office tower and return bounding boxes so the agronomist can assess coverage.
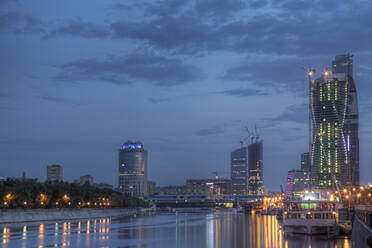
[118,141,148,197]
[301,152,310,171]
[310,54,359,187]
[80,175,93,186]
[46,164,63,182]
[230,147,248,195]
[248,140,264,195]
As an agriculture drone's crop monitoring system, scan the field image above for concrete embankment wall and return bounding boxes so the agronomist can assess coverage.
[0,208,140,224]
[351,214,372,248]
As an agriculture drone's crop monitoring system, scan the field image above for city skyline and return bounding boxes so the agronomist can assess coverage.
[2,1,372,191]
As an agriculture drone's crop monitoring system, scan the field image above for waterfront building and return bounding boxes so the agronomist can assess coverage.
[230,147,248,195]
[46,164,63,182]
[80,175,93,186]
[186,179,231,196]
[301,152,310,171]
[310,55,359,188]
[285,170,313,199]
[248,140,264,195]
[118,141,148,197]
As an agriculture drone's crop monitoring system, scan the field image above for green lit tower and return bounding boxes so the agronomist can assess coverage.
[310,55,359,188]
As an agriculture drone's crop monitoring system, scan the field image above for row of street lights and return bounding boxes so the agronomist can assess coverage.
[2,193,112,208]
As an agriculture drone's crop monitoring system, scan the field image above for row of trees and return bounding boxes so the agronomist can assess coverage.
[0,179,147,209]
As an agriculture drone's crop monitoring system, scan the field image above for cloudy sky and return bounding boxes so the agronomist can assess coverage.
[1,0,372,190]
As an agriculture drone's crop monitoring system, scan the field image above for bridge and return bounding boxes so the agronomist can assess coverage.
[144,194,283,212]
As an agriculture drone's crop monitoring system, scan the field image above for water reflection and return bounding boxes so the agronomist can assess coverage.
[0,211,351,248]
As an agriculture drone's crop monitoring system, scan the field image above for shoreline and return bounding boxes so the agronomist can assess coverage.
[0,208,148,224]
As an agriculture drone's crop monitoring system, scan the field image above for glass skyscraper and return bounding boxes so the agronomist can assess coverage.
[118,141,148,197]
[230,147,248,195]
[310,55,359,188]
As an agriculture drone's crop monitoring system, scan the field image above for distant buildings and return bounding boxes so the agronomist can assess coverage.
[186,179,231,196]
[80,175,93,186]
[230,147,248,195]
[46,164,63,182]
[94,183,113,189]
[310,54,359,188]
[248,140,264,195]
[157,185,188,195]
[300,152,310,171]
[118,141,148,197]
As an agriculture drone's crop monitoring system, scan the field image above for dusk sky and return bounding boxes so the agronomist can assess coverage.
[1,0,372,191]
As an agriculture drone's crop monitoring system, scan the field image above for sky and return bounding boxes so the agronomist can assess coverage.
[1,0,372,191]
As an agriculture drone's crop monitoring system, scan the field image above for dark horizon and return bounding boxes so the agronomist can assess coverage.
[1,0,372,191]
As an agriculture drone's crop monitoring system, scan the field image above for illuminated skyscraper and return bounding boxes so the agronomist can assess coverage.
[248,140,264,195]
[230,147,248,195]
[310,55,359,188]
[118,141,148,197]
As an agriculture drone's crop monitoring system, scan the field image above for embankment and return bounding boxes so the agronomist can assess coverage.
[0,208,143,224]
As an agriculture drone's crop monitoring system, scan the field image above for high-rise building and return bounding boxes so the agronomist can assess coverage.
[230,147,248,195]
[248,140,264,195]
[310,54,359,188]
[118,141,148,197]
[301,152,310,171]
[46,164,63,182]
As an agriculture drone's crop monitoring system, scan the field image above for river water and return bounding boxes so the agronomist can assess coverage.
[1,210,351,248]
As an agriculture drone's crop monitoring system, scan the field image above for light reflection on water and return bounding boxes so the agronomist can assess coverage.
[0,210,351,248]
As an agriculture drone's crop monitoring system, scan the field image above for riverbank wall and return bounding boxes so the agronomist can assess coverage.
[351,209,372,248]
[0,208,144,224]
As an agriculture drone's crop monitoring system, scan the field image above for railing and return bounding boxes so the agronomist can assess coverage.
[355,207,372,229]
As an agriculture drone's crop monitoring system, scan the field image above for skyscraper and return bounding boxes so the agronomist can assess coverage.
[230,147,247,195]
[310,55,359,188]
[46,164,63,182]
[248,140,264,195]
[118,141,148,197]
[301,152,310,171]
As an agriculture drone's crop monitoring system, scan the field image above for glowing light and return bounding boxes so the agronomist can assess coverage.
[357,193,361,198]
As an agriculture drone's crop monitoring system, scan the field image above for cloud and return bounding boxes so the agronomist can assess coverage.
[217,88,268,97]
[55,51,201,86]
[47,19,110,38]
[108,0,372,56]
[147,97,170,104]
[0,12,43,34]
[263,103,308,124]
[194,126,225,137]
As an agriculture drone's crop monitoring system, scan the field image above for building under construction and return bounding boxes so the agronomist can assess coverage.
[248,138,264,195]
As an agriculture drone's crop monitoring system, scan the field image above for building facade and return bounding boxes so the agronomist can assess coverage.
[118,141,148,197]
[310,55,359,188]
[80,175,93,186]
[301,152,310,171]
[285,170,313,199]
[46,164,63,182]
[248,141,264,195]
[230,147,248,195]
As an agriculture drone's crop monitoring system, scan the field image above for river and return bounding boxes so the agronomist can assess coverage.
[1,210,351,247]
